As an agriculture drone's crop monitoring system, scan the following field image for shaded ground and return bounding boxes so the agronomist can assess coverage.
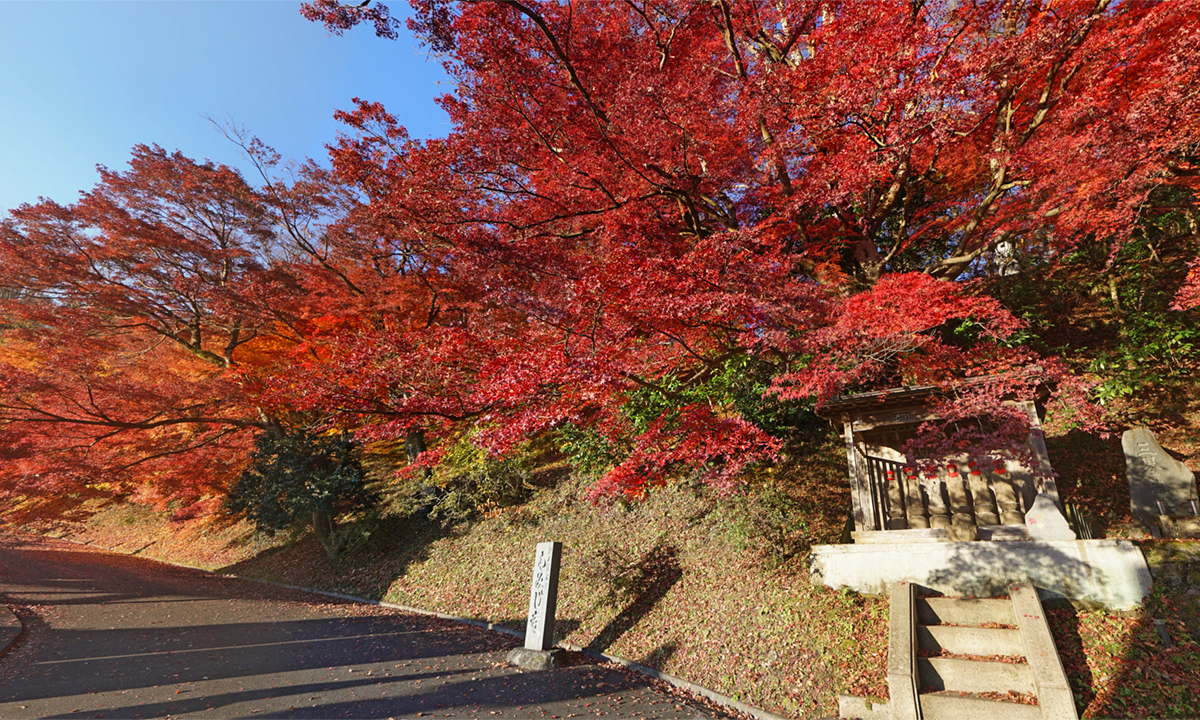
[8,454,887,720]
[0,531,745,719]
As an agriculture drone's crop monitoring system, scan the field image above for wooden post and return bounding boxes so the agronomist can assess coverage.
[845,421,876,532]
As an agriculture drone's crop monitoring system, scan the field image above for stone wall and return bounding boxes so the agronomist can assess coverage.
[1142,541,1200,643]
[1143,541,1200,595]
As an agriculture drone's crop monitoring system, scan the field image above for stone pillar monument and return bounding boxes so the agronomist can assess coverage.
[1123,428,1198,537]
[1123,428,1197,520]
[507,541,565,670]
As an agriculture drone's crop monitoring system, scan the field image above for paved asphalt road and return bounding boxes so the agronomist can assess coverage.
[0,532,741,719]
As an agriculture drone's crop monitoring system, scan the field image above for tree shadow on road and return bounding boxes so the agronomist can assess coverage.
[0,536,728,719]
[215,513,454,601]
[12,649,728,719]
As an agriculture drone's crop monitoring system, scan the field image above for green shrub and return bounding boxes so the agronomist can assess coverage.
[225,428,378,556]
[554,354,820,478]
[1090,239,1200,402]
[426,430,534,524]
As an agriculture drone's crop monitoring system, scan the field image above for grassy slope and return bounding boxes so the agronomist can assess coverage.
[8,419,1200,718]
[7,440,887,720]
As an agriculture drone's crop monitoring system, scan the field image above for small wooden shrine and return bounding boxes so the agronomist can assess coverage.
[817,384,1064,543]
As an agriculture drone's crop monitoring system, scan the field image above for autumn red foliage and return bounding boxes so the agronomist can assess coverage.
[287,0,1200,497]
[0,145,275,511]
[3,0,1199,508]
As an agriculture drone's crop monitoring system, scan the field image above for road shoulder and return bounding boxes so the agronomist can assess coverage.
[0,605,20,657]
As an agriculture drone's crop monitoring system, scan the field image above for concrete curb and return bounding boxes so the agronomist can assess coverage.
[54,537,790,720]
[1011,581,1080,720]
[0,605,22,658]
[886,582,919,720]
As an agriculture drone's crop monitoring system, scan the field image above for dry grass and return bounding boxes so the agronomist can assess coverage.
[6,377,1199,718]
[2,433,891,719]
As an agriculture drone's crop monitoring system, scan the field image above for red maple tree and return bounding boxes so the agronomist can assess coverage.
[5,1,1196,510]
[0,145,279,513]
[289,0,1200,497]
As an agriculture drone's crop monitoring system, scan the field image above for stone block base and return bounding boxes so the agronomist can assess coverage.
[811,539,1152,611]
[507,647,565,671]
[1160,517,1200,539]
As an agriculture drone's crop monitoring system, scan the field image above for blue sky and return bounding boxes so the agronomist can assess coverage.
[0,1,450,214]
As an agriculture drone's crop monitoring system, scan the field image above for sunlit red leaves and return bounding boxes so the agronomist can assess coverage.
[287,0,1200,498]
[310,0,1200,293]
[1029,2,1200,250]
[0,309,256,503]
[0,144,271,367]
[7,0,1197,508]
[0,147,278,505]
[585,404,781,501]
[1173,259,1200,311]
[769,273,1023,404]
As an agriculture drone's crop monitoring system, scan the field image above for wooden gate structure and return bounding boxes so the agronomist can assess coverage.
[817,384,1065,543]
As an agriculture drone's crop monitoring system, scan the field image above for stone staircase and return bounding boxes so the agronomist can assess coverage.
[840,582,1077,720]
[914,591,1043,719]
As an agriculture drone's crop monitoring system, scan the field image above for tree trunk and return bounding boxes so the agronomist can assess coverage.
[406,428,432,481]
[312,510,340,558]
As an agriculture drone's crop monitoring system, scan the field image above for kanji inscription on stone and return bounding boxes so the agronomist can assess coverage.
[1123,428,1197,521]
[524,541,562,651]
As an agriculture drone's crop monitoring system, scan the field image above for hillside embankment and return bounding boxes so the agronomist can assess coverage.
[7,426,1199,718]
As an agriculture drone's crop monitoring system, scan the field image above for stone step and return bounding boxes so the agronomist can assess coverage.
[917,596,1016,627]
[917,624,1025,657]
[917,656,1034,694]
[977,524,1032,541]
[919,692,1041,720]
[849,525,1031,543]
[852,528,947,543]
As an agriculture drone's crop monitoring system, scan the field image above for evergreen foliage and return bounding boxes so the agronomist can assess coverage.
[226,428,377,534]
